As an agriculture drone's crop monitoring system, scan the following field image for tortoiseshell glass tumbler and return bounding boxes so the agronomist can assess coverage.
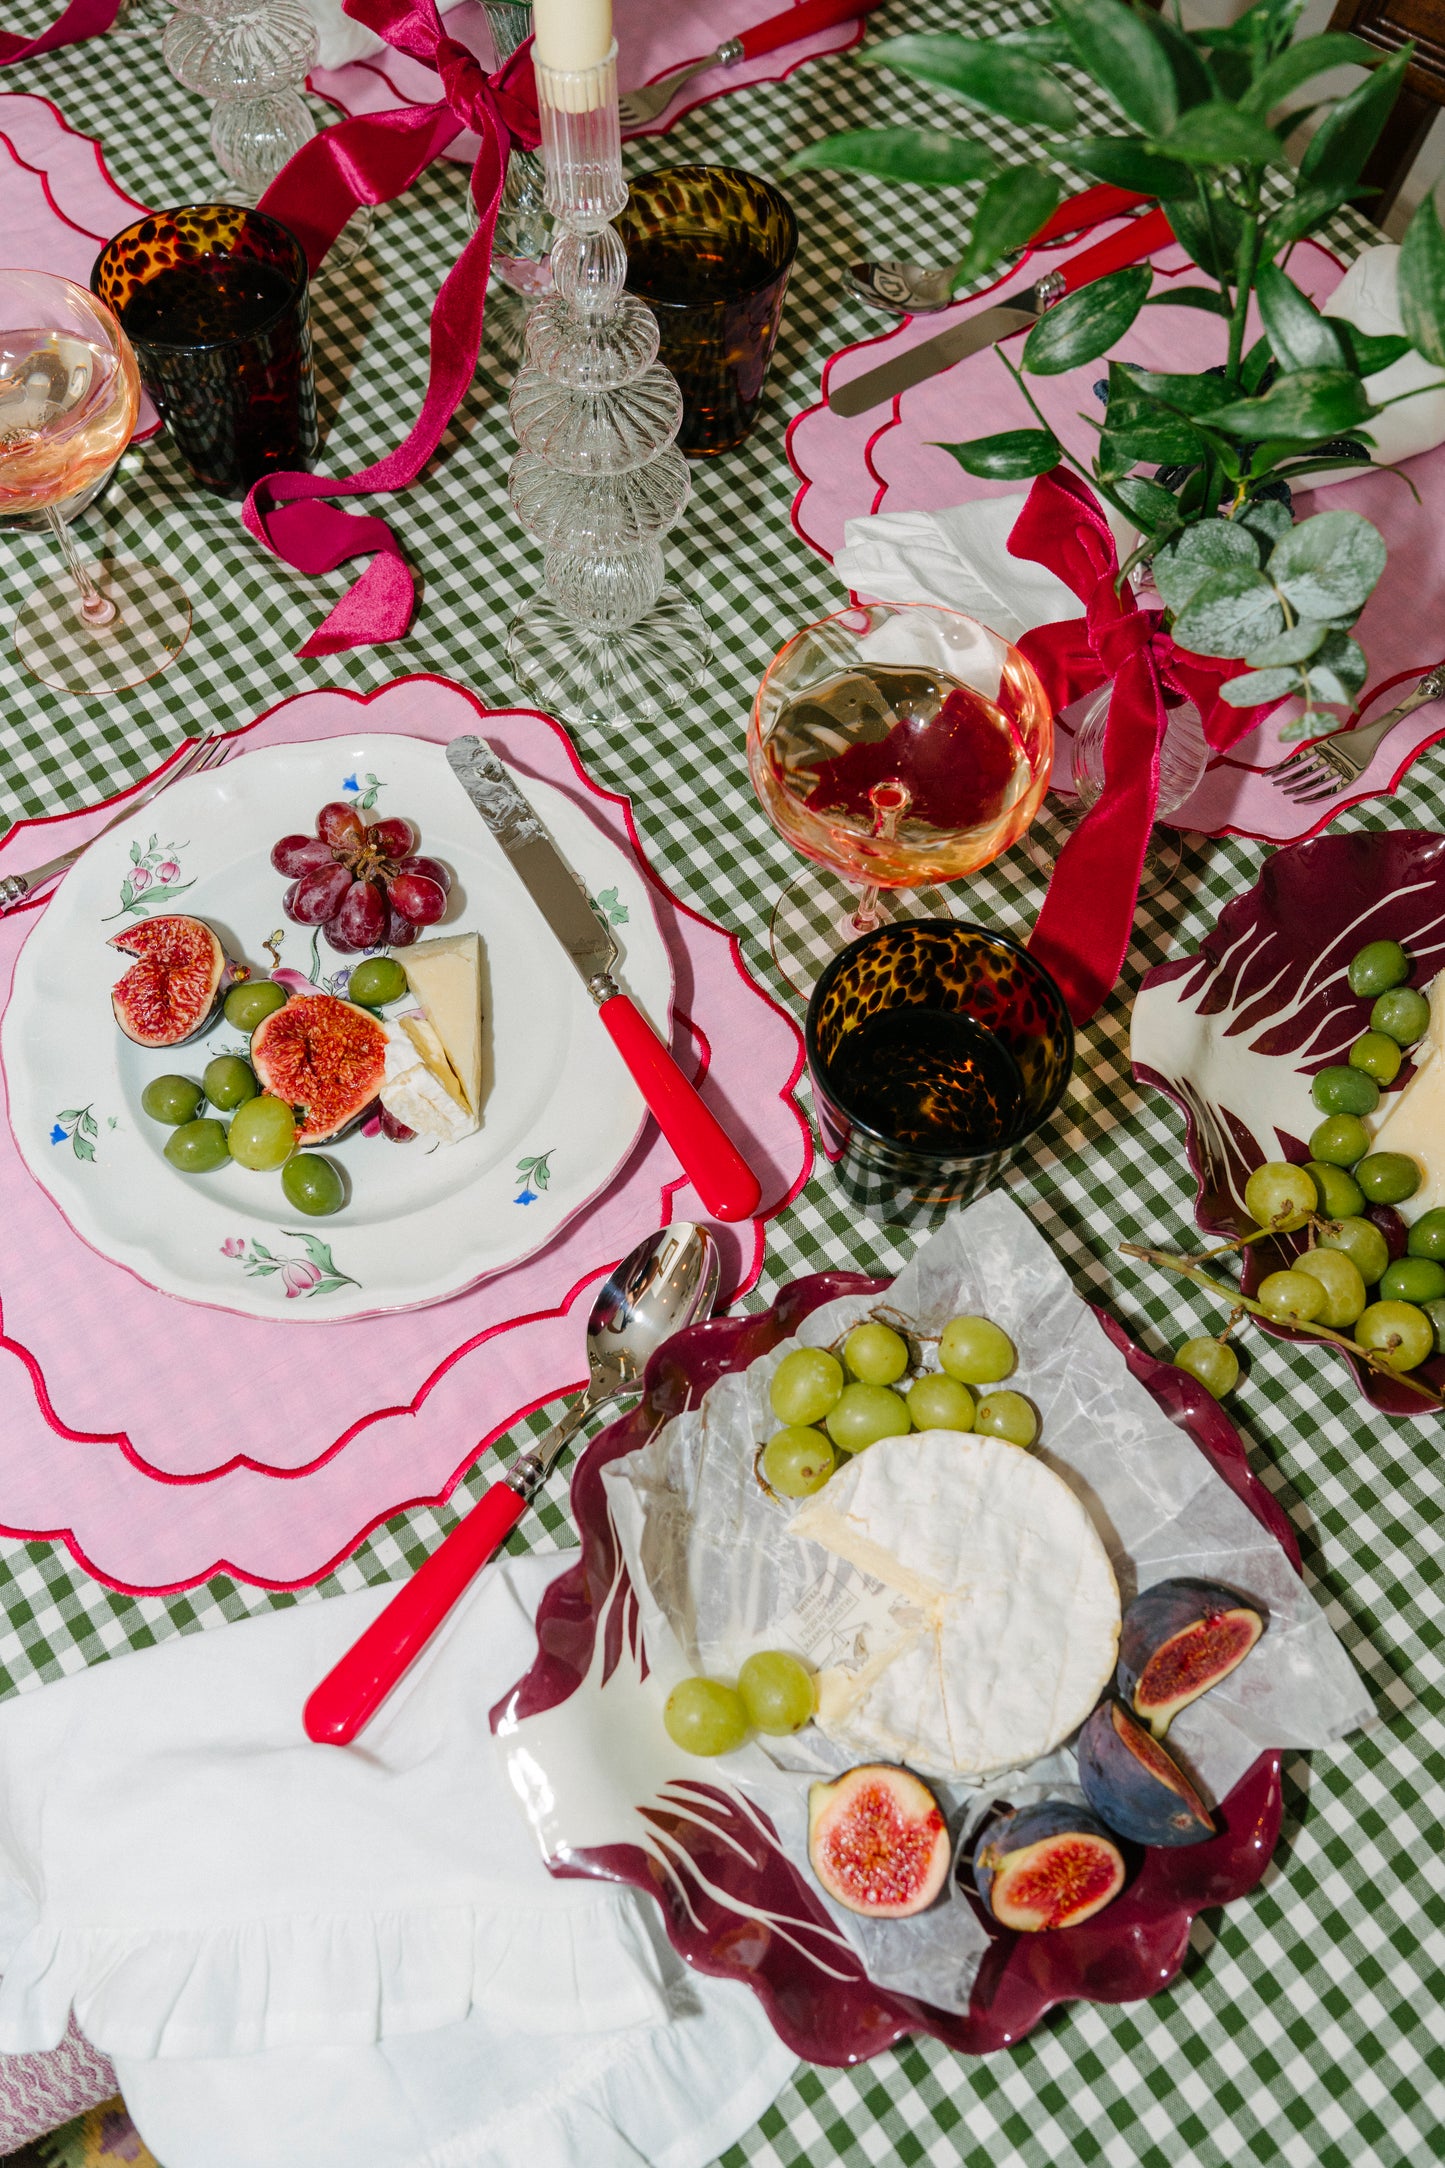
[618,165,797,455]
[93,206,317,500]
[806,922,1075,1223]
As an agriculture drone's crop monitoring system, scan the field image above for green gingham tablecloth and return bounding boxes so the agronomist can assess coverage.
[1,4,1442,2161]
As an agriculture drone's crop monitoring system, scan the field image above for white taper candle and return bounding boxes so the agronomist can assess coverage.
[531,0,613,72]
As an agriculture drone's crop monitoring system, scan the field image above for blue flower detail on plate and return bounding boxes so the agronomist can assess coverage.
[342,770,386,810]
[220,1229,359,1300]
[515,1149,554,1205]
[51,1105,100,1161]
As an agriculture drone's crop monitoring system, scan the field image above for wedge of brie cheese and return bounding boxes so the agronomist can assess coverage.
[788,1432,1120,1780]
[381,1012,477,1143]
[1368,969,1445,1222]
[378,931,485,1144]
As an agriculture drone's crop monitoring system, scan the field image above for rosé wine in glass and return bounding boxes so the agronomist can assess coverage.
[0,323,138,517]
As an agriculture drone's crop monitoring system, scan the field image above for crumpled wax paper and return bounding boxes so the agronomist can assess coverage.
[601,1191,1374,2013]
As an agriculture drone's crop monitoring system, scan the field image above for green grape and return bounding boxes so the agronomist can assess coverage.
[663,1677,749,1757]
[1422,1298,1445,1354]
[905,1373,975,1432]
[1371,986,1431,1047]
[825,1383,911,1454]
[1310,1065,1379,1118]
[1347,940,1410,998]
[1294,1247,1367,1329]
[281,1153,345,1216]
[1257,1269,1327,1325]
[163,1117,230,1173]
[1317,1215,1390,1287]
[141,1074,203,1127]
[1379,1257,1445,1305]
[348,957,408,1008]
[223,980,287,1031]
[1355,1299,1434,1372]
[842,1321,909,1385]
[1348,1031,1403,1086]
[973,1390,1038,1447]
[1175,1337,1240,1398]
[1243,1161,1317,1232]
[1407,1208,1445,1260]
[769,1348,845,1428]
[737,1651,815,1735]
[938,1316,1016,1384]
[1354,1152,1421,1206]
[1307,1117,1370,1170]
[761,1427,835,1498]
[228,1095,297,1172]
[1305,1161,1365,1219]
[203,1055,259,1112]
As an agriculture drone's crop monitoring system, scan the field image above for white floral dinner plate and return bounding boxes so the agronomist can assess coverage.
[2,734,673,1322]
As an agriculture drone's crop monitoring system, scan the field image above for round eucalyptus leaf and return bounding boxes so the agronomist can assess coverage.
[1171,567,1285,658]
[1246,620,1330,667]
[1152,519,1261,612]
[1220,667,1302,706]
[1267,509,1387,619]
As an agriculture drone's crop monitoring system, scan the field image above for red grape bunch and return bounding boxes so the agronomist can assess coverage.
[270,803,453,953]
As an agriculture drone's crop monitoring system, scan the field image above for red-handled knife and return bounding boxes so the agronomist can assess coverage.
[446,736,761,1224]
[618,0,886,128]
[827,205,1176,418]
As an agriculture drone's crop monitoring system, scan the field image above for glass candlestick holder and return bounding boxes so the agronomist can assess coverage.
[506,42,710,726]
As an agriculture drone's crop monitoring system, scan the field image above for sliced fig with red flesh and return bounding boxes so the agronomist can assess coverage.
[807,1764,951,1919]
[1076,1702,1215,1848]
[110,916,230,1048]
[249,994,388,1144]
[972,1801,1126,1931]
[1119,1578,1266,1738]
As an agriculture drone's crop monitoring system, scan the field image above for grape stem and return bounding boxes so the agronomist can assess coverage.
[1118,1244,1444,1407]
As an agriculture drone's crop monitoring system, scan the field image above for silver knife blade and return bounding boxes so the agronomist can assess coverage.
[446,736,618,988]
[827,293,1040,419]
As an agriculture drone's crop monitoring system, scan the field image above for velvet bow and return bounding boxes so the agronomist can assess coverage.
[239,0,540,656]
[1012,469,1258,1024]
[0,0,117,66]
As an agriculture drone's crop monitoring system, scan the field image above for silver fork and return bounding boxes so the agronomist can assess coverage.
[0,732,232,913]
[1269,666,1445,804]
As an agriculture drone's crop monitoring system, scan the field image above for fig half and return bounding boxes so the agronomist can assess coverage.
[1118,1577,1265,1739]
[972,1801,1126,1931]
[110,915,231,1048]
[250,993,388,1144]
[1077,1701,1215,1848]
[807,1764,951,1919]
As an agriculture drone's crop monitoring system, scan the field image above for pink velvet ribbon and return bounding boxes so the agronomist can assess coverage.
[241,0,540,656]
[0,0,118,65]
[1012,469,1258,1025]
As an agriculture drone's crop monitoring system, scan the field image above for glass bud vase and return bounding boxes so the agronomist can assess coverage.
[163,0,319,200]
[506,42,710,726]
[483,1,552,298]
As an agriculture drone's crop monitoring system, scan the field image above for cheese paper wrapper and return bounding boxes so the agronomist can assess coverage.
[601,1192,1375,2013]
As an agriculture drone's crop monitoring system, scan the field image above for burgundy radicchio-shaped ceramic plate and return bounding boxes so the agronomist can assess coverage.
[491,1273,1289,2066]
[1132,829,1445,1417]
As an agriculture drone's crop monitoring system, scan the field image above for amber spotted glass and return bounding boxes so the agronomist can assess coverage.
[617,165,797,456]
[92,206,317,499]
[806,921,1075,1223]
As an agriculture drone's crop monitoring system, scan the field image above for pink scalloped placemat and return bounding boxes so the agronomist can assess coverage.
[309,0,868,155]
[0,90,159,438]
[0,675,811,1595]
[787,231,1445,844]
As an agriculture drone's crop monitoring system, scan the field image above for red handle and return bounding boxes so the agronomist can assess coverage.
[1055,206,1176,294]
[303,1481,527,1745]
[598,993,761,1223]
[739,0,886,62]
[1031,185,1151,245]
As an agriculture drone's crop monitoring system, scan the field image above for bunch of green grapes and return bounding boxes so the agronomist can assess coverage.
[663,1651,816,1755]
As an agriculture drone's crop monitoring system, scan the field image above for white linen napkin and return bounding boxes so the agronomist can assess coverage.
[1310,245,1445,487]
[299,0,387,69]
[832,492,1083,641]
[0,1556,685,2061]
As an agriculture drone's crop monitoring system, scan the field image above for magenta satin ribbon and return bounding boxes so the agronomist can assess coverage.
[1012,470,1259,1025]
[241,0,540,656]
[0,0,118,65]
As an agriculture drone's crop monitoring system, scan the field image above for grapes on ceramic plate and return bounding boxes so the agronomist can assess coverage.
[1355,1299,1434,1372]
[163,1117,230,1173]
[1305,1160,1365,1220]
[1407,1209,1445,1261]
[141,1074,203,1126]
[663,1677,748,1756]
[228,1095,297,1172]
[938,1315,1015,1384]
[843,1321,909,1385]
[761,1426,835,1498]
[1293,1247,1367,1329]
[224,980,287,1032]
[1347,939,1410,999]
[769,1348,844,1428]
[1316,1215,1391,1287]
[825,1382,911,1454]
[281,1153,345,1215]
[738,1651,814,1735]
[1175,1336,1240,1398]
[1243,1161,1317,1232]
[270,834,334,878]
[1423,1298,1445,1353]
[1257,1269,1327,1325]
[271,805,454,954]
[905,1373,975,1432]
[974,1390,1038,1447]
[204,1054,258,1111]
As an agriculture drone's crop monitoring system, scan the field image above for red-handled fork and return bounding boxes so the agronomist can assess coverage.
[619,0,887,129]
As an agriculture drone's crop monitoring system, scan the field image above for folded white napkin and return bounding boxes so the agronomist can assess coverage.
[0,1557,679,2061]
[1312,244,1445,487]
[833,492,1082,642]
[299,0,387,69]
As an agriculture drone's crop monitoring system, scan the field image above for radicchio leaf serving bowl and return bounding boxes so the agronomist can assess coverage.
[1131,829,1445,1417]
[491,1272,1288,2066]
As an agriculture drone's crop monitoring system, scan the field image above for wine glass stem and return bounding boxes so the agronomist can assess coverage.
[850,883,882,934]
[45,506,116,629]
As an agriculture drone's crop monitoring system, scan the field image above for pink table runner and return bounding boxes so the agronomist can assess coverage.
[0,677,811,1594]
[788,232,1445,843]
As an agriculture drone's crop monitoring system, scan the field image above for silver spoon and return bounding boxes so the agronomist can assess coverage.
[847,261,959,315]
[304,1221,721,1745]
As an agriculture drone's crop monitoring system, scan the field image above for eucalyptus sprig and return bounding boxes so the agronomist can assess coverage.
[787,0,1445,735]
